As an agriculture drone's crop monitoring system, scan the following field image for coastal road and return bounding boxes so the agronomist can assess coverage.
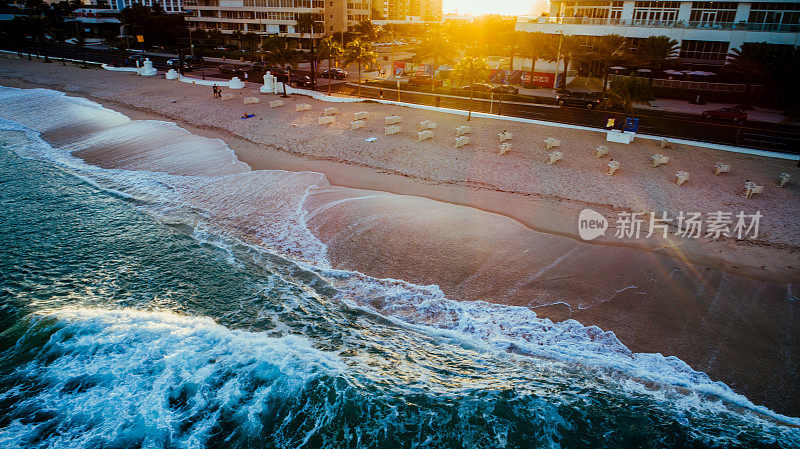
[334,83,800,155]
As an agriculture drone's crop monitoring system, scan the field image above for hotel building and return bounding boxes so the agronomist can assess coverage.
[516,1,800,66]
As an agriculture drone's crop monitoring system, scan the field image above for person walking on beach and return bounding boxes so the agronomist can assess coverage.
[212,85,217,98]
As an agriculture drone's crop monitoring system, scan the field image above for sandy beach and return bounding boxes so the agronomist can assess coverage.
[1,56,799,416]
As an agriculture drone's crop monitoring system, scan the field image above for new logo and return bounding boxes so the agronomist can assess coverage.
[578,208,608,241]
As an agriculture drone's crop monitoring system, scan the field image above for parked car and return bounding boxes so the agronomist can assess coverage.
[702,107,747,123]
[290,73,312,88]
[185,56,204,65]
[166,58,193,71]
[556,91,602,109]
[461,83,494,93]
[492,84,519,95]
[320,68,347,80]
[218,64,239,75]
[249,61,269,73]
[219,64,252,76]
[122,54,147,67]
[262,67,289,82]
[409,75,443,87]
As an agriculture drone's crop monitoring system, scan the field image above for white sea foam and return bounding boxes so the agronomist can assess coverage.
[1,85,798,427]
[0,308,342,449]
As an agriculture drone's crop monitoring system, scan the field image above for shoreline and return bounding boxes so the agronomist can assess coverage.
[0,69,795,285]
[1,58,799,417]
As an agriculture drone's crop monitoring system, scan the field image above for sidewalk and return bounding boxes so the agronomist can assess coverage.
[643,99,797,124]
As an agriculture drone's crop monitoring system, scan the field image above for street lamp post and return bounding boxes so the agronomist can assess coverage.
[553,30,563,95]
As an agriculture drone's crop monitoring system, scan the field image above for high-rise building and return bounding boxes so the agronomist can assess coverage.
[184,0,441,37]
[516,1,800,67]
[372,0,442,22]
[184,0,324,37]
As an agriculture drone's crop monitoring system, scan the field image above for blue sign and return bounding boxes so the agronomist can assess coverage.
[623,117,640,133]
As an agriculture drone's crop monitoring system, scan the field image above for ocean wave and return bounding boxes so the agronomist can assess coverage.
[1,85,799,431]
[0,308,343,449]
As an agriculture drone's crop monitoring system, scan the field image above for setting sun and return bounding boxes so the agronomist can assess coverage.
[443,0,545,15]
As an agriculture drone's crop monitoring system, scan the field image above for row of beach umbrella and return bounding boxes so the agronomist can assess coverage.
[609,66,717,76]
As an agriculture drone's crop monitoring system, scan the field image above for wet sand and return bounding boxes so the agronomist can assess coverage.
[1,57,799,416]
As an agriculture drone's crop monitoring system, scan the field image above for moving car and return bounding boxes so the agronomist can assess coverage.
[290,73,312,88]
[320,68,348,80]
[218,64,252,76]
[702,107,747,123]
[409,75,443,87]
[492,84,519,95]
[461,83,494,93]
[556,91,602,109]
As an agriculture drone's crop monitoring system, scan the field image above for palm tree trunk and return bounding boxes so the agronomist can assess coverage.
[432,57,437,96]
[327,57,332,96]
[468,85,474,121]
[529,55,536,87]
[357,61,362,97]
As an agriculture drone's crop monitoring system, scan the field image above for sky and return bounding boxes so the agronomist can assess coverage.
[442,0,546,16]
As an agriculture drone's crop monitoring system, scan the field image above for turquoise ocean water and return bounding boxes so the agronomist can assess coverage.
[0,87,798,448]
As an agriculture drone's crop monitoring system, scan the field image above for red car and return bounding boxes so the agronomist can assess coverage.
[702,107,747,123]
[409,75,443,87]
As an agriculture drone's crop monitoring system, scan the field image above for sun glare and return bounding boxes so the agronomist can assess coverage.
[443,0,546,16]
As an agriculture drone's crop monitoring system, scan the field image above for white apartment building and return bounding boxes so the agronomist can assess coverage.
[516,1,800,66]
[115,0,184,13]
[183,0,381,37]
[77,0,184,13]
[372,0,443,22]
[184,0,442,37]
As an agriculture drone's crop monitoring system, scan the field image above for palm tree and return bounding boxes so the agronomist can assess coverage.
[410,29,451,93]
[76,25,87,68]
[295,13,318,89]
[241,32,260,52]
[727,43,773,109]
[6,17,28,59]
[504,31,523,71]
[518,31,550,87]
[263,36,303,97]
[317,36,343,96]
[343,38,376,97]
[608,76,653,117]
[453,56,489,121]
[547,35,586,91]
[637,35,679,79]
[353,19,380,41]
[50,22,67,65]
[591,34,631,96]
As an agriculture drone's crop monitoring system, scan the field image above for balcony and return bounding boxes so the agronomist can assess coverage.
[517,16,800,33]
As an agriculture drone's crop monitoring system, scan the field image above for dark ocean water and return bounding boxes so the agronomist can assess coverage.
[0,87,798,448]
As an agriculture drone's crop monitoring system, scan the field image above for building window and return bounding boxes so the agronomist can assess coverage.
[748,3,800,31]
[689,2,737,26]
[679,40,729,61]
[633,1,680,25]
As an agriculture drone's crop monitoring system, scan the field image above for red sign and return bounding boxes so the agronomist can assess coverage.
[522,72,554,88]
